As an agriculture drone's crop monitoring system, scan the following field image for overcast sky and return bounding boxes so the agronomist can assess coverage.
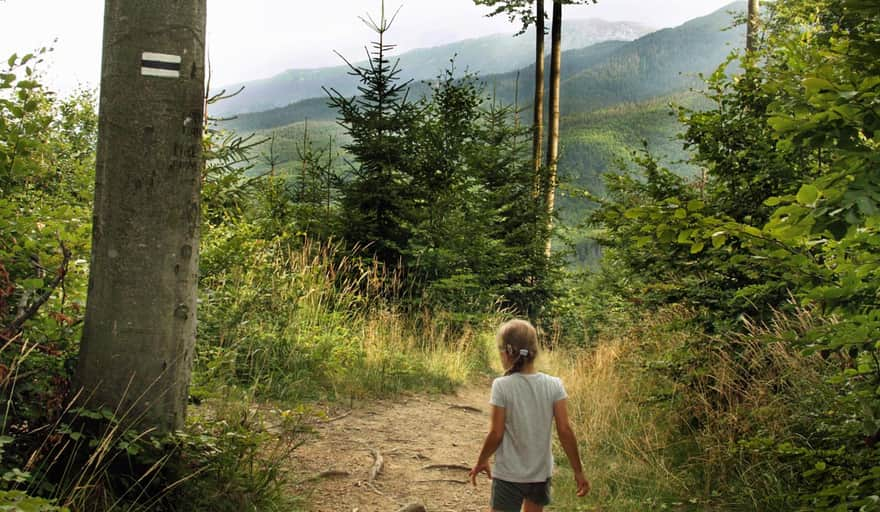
[0,0,736,94]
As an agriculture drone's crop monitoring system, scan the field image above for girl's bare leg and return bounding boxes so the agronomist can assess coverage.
[522,500,544,512]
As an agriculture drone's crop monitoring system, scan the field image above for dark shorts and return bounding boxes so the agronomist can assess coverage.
[490,478,551,511]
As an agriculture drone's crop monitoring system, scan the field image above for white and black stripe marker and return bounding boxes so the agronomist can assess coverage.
[141,52,181,78]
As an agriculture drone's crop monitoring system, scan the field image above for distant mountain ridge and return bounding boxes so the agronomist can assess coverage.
[226,2,745,133]
[211,18,653,116]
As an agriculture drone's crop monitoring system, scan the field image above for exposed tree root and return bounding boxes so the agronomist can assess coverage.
[315,410,352,424]
[421,463,471,472]
[415,478,469,485]
[396,503,427,512]
[299,470,350,484]
[368,447,384,482]
[447,404,481,413]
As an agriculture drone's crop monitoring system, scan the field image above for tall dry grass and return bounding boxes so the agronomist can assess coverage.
[541,306,695,510]
[539,303,831,511]
[196,238,495,403]
[681,305,830,509]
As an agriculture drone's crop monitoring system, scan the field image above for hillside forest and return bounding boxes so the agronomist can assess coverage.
[1,0,879,510]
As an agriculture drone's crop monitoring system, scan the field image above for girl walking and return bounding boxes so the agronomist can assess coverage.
[469,319,590,511]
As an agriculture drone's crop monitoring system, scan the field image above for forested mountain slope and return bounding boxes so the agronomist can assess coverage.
[212,18,652,116]
[226,3,743,133]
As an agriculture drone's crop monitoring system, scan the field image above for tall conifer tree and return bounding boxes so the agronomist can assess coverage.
[325,2,418,266]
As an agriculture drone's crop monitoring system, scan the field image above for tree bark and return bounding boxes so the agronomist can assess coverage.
[747,0,760,52]
[76,0,206,434]
[531,0,546,196]
[544,0,562,257]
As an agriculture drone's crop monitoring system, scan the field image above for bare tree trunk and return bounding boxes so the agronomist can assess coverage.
[77,0,207,434]
[747,0,760,52]
[544,0,562,257]
[531,0,546,197]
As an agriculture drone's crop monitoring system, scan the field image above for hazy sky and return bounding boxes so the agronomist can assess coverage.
[0,0,736,94]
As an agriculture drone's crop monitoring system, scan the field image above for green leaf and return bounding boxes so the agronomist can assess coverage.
[16,80,39,90]
[768,116,797,132]
[742,226,763,237]
[687,199,705,212]
[658,229,676,243]
[690,241,705,254]
[803,77,835,93]
[624,208,643,220]
[856,196,878,217]
[796,185,820,206]
[20,278,44,290]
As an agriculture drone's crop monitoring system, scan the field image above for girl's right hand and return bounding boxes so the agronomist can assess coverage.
[469,462,492,486]
[575,472,591,497]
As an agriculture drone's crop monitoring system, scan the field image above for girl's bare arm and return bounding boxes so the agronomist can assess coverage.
[553,398,590,496]
[469,405,506,484]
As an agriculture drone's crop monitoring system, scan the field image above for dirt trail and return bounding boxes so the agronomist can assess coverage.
[289,382,493,511]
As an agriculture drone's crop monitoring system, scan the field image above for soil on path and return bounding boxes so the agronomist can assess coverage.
[289,383,494,512]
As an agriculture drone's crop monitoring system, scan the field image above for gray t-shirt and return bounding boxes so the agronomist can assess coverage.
[489,372,568,483]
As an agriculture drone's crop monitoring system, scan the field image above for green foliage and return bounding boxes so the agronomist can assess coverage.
[230,5,747,273]
[325,10,420,267]
[472,0,540,35]
[196,236,492,402]
[322,15,556,315]
[171,392,304,512]
[586,0,880,508]
[405,68,555,316]
[0,52,301,512]
[0,491,65,512]
[471,0,597,35]
[0,50,96,512]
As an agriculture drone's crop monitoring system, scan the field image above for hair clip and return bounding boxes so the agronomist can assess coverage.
[519,349,529,357]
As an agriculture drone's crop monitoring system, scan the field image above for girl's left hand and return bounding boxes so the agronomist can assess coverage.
[469,462,492,485]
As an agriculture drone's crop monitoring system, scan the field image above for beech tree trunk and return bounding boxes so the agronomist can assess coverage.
[532,0,546,193]
[76,0,207,433]
[544,1,562,257]
[747,0,759,52]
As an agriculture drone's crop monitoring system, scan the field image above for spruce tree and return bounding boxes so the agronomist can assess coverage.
[325,3,418,266]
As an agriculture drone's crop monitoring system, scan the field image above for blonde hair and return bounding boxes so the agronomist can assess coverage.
[497,319,539,376]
